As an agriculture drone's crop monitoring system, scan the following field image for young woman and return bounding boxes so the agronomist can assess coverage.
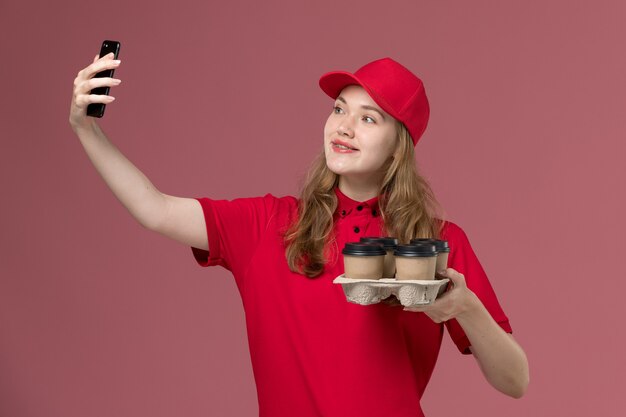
[70,55,529,417]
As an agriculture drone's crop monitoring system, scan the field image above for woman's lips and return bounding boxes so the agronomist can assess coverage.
[331,139,359,153]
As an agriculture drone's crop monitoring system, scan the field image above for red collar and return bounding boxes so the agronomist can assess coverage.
[334,187,380,219]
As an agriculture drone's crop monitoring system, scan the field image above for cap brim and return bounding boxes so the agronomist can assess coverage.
[319,71,401,126]
[319,71,364,99]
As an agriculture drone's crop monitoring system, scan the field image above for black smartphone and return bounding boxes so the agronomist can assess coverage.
[87,40,121,118]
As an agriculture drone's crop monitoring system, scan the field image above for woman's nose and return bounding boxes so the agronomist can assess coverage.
[337,121,354,137]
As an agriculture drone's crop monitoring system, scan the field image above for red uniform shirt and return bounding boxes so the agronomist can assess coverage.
[191,188,512,417]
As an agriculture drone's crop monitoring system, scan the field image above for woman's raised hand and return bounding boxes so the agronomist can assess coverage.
[69,53,121,130]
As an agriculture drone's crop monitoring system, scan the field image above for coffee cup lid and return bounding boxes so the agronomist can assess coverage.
[359,236,398,250]
[394,243,437,257]
[342,242,386,256]
[409,238,450,253]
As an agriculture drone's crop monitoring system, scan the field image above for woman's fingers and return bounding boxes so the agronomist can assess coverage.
[73,77,121,105]
[94,52,115,62]
[73,54,122,101]
[78,57,121,81]
[76,53,120,83]
[70,54,121,126]
[439,268,466,288]
[83,76,121,92]
[74,93,116,107]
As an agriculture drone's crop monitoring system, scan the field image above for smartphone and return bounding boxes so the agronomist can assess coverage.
[87,40,121,118]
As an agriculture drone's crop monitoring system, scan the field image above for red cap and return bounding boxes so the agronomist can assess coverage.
[319,58,430,146]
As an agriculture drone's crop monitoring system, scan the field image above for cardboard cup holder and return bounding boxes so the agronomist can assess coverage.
[333,275,449,307]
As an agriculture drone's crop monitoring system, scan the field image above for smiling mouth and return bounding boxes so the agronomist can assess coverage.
[331,141,359,151]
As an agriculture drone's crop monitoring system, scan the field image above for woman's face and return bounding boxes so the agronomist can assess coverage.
[324,85,398,182]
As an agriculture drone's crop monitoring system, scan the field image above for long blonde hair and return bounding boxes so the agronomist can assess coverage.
[284,122,443,277]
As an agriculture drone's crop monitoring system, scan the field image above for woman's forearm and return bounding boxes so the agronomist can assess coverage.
[72,119,167,230]
[457,295,530,398]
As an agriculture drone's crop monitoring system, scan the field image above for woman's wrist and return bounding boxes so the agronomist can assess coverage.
[70,116,98,136]
[455,289,486,324]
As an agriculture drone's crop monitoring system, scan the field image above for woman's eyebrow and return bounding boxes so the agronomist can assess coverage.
[336,96,386,120]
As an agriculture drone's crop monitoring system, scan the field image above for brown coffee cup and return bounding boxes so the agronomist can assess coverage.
[410,238,450,277]
[394,244,437,280]
[433,240,450,275]
[360,237,398,278]
[342,242,386,279]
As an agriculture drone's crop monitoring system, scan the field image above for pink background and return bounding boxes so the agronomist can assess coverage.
[1,1,625,416]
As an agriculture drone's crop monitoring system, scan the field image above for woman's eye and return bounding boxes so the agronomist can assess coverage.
[363,115,376,123]
[333,106,343,114]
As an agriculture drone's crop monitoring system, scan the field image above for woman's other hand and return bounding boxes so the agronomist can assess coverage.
[403,268,481,322]
[404,268,529,397]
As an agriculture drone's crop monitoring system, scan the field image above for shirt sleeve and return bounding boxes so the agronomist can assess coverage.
[190,194,278,278]
[441,221,513,354]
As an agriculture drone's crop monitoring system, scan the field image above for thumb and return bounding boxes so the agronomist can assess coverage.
[440,268,466,288]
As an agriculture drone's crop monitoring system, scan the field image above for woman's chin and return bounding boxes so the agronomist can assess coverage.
[325,162,351,177]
